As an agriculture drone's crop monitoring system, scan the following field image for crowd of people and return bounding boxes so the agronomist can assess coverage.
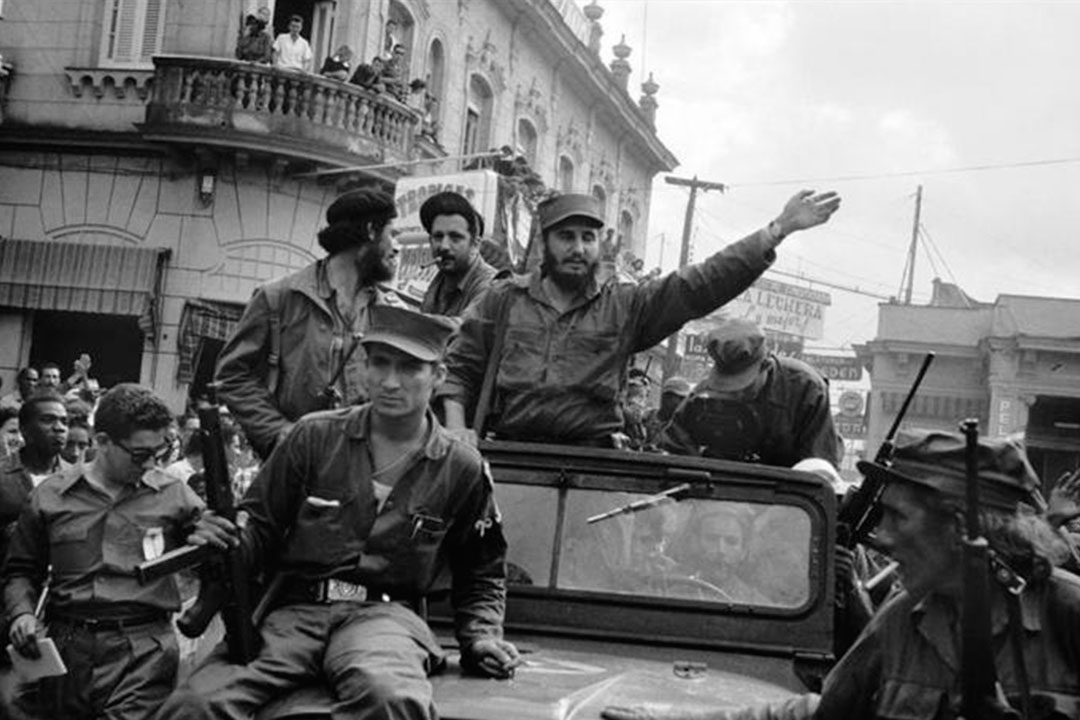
[1,181,1078,719]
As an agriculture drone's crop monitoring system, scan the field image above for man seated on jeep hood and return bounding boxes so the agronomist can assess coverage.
[158,306,518,720]
[440,190,840,447]
[602,431,1080,720]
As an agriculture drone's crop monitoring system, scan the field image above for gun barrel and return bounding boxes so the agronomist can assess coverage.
[135,544,212,584]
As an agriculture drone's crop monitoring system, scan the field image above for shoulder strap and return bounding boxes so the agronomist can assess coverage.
[472,288,516,438]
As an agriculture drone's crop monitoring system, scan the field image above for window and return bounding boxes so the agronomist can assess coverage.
[463,108,481,156]
[619,209,634,251]
[425,39,446,127]
[100,0,167,67]
[592,185,607,222]
[463,74,493,159]
[558,156,574,192]
[517,118,538,167]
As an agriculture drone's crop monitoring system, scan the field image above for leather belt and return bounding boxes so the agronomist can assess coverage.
[48,608,169,632]
[279,578,417,612]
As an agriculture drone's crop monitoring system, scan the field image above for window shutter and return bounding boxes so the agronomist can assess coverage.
[101,0,166,66]
[139,0,165,61]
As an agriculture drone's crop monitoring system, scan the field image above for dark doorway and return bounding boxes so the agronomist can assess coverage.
[272,0,313,39]
[30,311,144,389]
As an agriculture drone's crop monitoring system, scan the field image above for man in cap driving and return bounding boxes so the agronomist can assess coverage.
[603,430,1080,720]
[216,187,404,459]
[662,317,841,468]
[419,191,500,317]
[442,190,840,446]
[160,306,517,720]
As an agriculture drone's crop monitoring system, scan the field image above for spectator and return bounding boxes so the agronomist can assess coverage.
[39,362,62,390]
[0,406,22,459]
[235,7,272,63]
[0,367,37,411]
[272,15,312,72]
[381,43,408,101]
[4,384,203,719]
[349,56,386,92]
[61,416,94,465]
[319,44,353,81]
[166,431,203,487]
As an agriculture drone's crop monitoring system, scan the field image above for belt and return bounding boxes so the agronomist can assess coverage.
[48,608,169,631]
[279,578,417,612]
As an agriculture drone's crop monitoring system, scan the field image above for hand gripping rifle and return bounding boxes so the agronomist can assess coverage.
[838,352,934,549]
[135,400,258,664]
[960,420,1021,720]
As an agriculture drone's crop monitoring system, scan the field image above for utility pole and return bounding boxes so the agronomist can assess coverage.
[901,185,923,305]
[662,175,727,380]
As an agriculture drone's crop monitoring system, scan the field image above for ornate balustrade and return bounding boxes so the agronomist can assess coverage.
[143,55,420,170]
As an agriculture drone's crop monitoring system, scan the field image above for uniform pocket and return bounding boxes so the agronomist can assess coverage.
[50,523,93,575]
[286,491,366,568]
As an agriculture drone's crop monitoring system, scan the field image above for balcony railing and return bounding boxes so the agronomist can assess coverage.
[143,55,421,169]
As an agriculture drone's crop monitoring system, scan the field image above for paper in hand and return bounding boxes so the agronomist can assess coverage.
[6,639,68,680]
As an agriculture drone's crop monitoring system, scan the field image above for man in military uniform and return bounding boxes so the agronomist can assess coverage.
[662,318,841,468]
[216,188,404,459]
[4,384,203,719]
[419,190,500,317]
[159,306,518,720]
[442,190,840,446]
[603,431,1080,720]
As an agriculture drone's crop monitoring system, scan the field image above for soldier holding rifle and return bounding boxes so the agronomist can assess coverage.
[158,306,517,720]
[603,429,1080,720]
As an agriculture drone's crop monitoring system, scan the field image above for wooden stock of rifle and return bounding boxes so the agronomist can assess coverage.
[838,352,934,549]
[136,401,258,664]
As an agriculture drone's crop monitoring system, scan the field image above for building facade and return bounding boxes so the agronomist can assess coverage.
[855,281,1080,488]
[0,0,676,410]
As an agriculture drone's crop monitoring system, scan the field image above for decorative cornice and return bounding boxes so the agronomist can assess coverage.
[513,79,547,133]
[64,67,154,101]
[556,120,584,164]
[465,33,506,94]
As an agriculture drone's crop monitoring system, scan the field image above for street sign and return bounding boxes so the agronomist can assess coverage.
[838,390,864,417]
[835,414,867,439]
[801,354,863,382]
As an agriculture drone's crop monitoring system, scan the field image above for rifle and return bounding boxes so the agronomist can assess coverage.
[136,401,258,664]
[960,420,1022,720]
[839,352,934,549]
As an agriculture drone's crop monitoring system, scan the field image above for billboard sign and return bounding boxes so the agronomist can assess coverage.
[727,277,831,340]
[802,354,863,382]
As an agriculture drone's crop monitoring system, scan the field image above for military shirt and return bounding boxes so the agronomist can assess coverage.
[239,405,507,649]
[421,254,499,317]
[443,230,778,444]
[3,466,204,620]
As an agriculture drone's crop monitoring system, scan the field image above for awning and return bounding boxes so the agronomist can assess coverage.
[176,299,245,384]
[0,239,171,337]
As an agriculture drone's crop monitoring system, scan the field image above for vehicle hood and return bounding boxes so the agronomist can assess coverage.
[433,642,798,720]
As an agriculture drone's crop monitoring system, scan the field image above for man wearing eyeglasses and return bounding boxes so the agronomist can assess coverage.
[3,384,204,719]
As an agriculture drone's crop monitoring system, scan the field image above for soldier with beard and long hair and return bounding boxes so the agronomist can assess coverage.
[215,187,405,459]
[440,190,840,447]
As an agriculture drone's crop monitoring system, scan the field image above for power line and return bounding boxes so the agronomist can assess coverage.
[764,267,892,300]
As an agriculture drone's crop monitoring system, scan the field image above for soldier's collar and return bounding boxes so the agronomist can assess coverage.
[346,406,449,460]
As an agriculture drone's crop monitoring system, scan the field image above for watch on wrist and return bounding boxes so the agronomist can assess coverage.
[766,220,786,244]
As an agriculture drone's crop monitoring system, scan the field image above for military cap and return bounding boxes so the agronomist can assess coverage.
[419,191,484,237]
[661,376,692,397]
[360,306,458,362]
[325,187,397,226]
[537,194,604,233]
[705,318,768,391]
[856,430,1039,511]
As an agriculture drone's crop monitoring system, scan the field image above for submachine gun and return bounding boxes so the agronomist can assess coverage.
[136,400,258,664]
[838,352,934,549]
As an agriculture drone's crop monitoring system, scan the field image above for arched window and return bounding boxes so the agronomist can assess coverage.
[422,39,446,136]
[619,210,634,252]
[463,74,494,157]
[592,185,607,222]
[558,156,575,192]
[517,118,538,167]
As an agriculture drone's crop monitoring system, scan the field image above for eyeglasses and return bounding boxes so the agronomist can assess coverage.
[113,439,173,465]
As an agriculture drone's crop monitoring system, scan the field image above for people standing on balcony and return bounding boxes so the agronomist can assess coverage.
[350,55,386,93]
[440,190,841,447]
[381,43,409,101]
[419,191,500,317]
[215,188,406,460]
[272,15,312,73]
[235,8,272,64]
[319,45,353,81]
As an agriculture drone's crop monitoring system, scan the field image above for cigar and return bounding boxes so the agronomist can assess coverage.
[862,560,900,592]
[420,259,440,269]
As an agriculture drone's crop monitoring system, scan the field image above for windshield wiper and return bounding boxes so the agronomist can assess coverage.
[586,483,691,524]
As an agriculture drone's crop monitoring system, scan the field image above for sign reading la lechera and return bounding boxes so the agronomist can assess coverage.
[727,277,831,340]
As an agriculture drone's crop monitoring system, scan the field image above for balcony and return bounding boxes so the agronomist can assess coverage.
[141,55,421,173]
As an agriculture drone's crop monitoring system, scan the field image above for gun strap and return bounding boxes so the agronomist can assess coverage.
[473,289,516,437]
[1005,592,1033,720]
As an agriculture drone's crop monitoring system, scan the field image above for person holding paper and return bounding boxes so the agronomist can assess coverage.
[3,384,204,719]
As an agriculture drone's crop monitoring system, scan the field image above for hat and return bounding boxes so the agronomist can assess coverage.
[360,306,458,362]
[325,188,397,226]
[856,430,1039,511]
[661,376,692,397]
[537,194,605,233]
[419,191,484,237]
[705,318,767,391]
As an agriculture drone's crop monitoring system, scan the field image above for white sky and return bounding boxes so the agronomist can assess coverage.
[593,0,1080,350]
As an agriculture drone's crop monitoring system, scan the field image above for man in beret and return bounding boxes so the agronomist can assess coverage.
[442,190,840,446]
[216,187,404,458]
[419,191,500,317]
[603,430,1080,720]
[662,317,841,468]
[160,306,518,720]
